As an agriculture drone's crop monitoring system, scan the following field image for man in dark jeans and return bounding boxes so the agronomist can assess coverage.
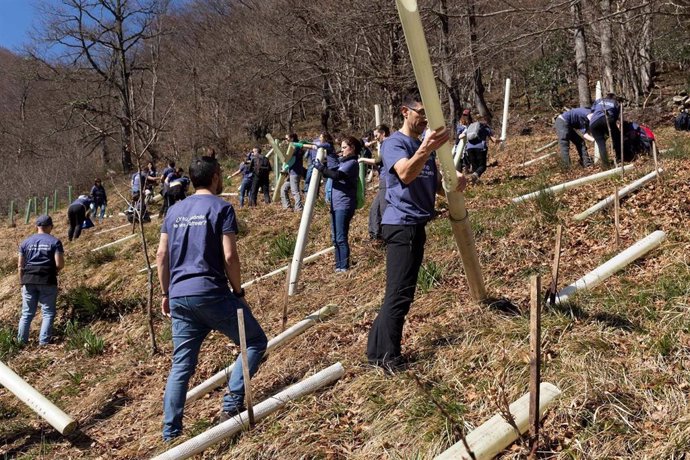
[157,154,267,441]
[67,194,92,241]
[366,90,467,371]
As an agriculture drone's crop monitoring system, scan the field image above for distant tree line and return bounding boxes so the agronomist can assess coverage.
[0,0,688,210]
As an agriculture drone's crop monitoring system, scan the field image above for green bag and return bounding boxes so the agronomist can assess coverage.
[357,163,366,209]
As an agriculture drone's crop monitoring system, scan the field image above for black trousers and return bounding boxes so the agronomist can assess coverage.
[250,176,270,206]
[590,116,621,167]
[367,186,387,240]
[367,223,426,363]
[67,204,86,241]
[466,148,488,177]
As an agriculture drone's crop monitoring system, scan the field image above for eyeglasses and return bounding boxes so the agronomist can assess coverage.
[404,106,426,118]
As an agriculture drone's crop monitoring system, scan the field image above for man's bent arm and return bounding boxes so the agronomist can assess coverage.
[223,233,242,293]
[55,252,64,272]
[393,128,450,184]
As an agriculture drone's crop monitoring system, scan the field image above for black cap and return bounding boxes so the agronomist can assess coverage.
[36,215,53,227]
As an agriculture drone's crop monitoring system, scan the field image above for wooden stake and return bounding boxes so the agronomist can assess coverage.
[546,225,563,305]
[282,263,292,331]
[620,103,624,177]
[529,275,542,456]
[237,308,255,428]
[614,187,621,248]
[652,141,662,185]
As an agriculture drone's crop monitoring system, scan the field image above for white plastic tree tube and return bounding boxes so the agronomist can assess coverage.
[185,304,338,404]
[94,223,130,235]
[0,361,78,435]
[91,233,136,252]
[512,164,634,203]
[374,104,382,160]
[288,148,326,295]
[242,246,334,289]
[453,138,466,169]
[533,140,558,153]
[593,80,602,164]
[272,143,295,203]
[435,382,561,460]
[555,230,665,304]
[155,362,345,460]
[519,151,556,167]
[500,78,511,142]
[396,0,486,301]
[573,169,663,221]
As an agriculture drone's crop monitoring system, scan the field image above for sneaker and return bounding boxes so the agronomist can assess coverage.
[368,356,409,374]
[470,173,480,184]
[218,405,245,423]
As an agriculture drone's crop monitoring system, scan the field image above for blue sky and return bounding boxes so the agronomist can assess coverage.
[0,0,44,51]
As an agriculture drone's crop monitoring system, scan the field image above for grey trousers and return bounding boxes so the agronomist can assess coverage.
[281,174,303,210]
[555,117,591,167]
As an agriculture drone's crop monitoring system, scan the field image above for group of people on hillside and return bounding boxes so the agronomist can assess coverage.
[131,160,191,216]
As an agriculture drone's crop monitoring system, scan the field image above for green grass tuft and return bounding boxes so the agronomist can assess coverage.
[83,247,116,267]
[418,261,443,294]
[0,327,22,360]
[269,232,297,264]
[64,320,105,356]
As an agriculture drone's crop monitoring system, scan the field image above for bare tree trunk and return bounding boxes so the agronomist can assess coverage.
[599,0,614,94]
[320,76,331,132]
[639,2,654,93]
[572,0,592,107]
[438,0,461,129]
[466,0,492,122]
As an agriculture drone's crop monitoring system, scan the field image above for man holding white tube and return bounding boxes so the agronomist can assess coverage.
[366,90,466,371]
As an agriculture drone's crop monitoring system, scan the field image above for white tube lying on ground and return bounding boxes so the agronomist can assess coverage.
[185,304,338,404]
[500,78,511,142]
[219,193,238,197]
[533,140,558,153]
[556,230,666,304]
[0,361,78,435]
[512,164,634,203]
[435,382,561,460]
[94,223,130,235]
[289,148,326,295]
[91,233,137,252]
[519,151,556,167]
[155,362,345,460]
[573,169,663,221]
[242,246,334,289]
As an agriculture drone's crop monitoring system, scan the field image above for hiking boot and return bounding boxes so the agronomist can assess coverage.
[470,173,480,184]
[218,404,245,423]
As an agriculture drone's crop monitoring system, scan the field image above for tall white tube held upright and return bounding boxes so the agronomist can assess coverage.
[593,80,602,164]
[395,0,486,301]
[288,148,326,295]
[155,363,345,460]
[0,361,78,435]
[500,78,511,143]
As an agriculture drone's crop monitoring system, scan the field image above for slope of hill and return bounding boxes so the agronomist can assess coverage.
[1,126,689,459]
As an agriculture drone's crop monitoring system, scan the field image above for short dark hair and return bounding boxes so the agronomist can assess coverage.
[168,160,176,168]
[375,124,390,137]
[401,88,422,108]
[196,146,216,158]
[343,136,362,157]
[320,132,334,144]
[287,133,299,142]
[253,146,262,153]
[189,156,219,188]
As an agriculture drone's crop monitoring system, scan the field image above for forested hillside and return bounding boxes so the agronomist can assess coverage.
[1,1,690,459]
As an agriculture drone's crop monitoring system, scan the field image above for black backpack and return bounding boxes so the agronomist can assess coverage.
[675,111,690,131]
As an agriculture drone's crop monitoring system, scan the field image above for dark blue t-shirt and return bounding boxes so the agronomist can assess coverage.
[161,194,239,299]
[71,196,93,209]
[287,146,305,177]
[19,233,63,285]
[590,98,620,124]
[561,108,590,130]
[382,131,438,225]
[330,156,359,211]
[239,163,253,183]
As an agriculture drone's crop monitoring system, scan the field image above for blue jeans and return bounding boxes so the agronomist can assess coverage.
[18,284,58,345]
[90,203,107,222]
[303,165,313,193]
[330,209,354,270]
[239,180,252,207]
[162,294,267,440]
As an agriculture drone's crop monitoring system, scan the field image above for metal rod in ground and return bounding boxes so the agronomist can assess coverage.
[53,190,58,212]
[24,199,31,224]
[620,103,624,176]
[282,263,292,331]
[546,225,563,305]
[614,187,621,248]
[529,275,542,457]
[236,308,255,428]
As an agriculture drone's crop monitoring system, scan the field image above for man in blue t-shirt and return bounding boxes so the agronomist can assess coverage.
[366,91,467,371]
[156,155,267,441]
[554,107,594,168]
[17,215,64,345]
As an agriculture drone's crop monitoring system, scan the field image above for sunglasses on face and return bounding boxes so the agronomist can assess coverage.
[404,106,426,118]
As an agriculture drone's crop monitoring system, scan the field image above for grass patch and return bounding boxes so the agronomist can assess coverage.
[268,232,296,264]
[62,285,102,321]
[0,256,17,277]
[64,320,105,356]
[663,137,690,160]
[83,247,116,267]
[533,189,561,224]
[0,326,22,360]
[418,261,443,294]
